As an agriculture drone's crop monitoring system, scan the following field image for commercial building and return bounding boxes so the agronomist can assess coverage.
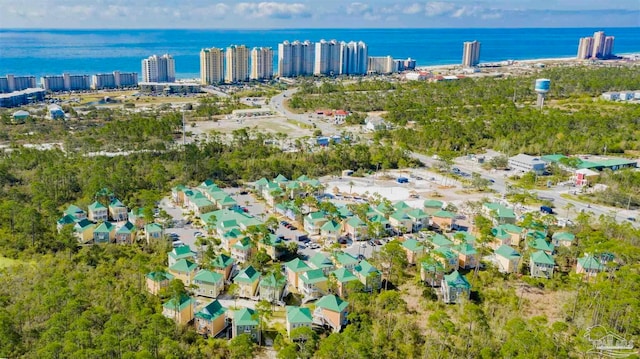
[368,56,394,74]
[462,41,481,67]
[225,45,250,83]
[278,40,315,77]
[577,37,594,59]
[0,75,37,93]
[139,82,201,94]
[142,54,175,83]
[508,154,546,175]
[200,47,225,85]
[91,71,138,90]
[250,47,274,81]
[0,88,46,108]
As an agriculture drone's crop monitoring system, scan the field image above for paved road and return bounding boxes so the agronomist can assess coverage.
[268,88,338,136]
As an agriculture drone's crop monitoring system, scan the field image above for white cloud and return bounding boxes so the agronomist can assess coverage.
[346,2,371,15]
[198,3,229,18]
[346,2,381,20]
[234,2,310,19]
[424,2,456,16]
[403,3,423,15]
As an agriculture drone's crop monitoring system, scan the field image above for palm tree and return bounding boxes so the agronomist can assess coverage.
[564,202,575,218]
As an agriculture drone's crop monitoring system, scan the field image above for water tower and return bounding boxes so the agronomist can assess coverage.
[535,78,551,109]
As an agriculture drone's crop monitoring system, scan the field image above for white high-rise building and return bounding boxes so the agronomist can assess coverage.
[0,75,37,93]
[603,36,615,59]
[142,54,175,82]
[591,31,606,59]
[314,39,342,76]
[200,47,225,84]
[225,45,250,83]
[340,41,368,75]
[278,40,315,77]
[577,37,594,59]
[250,47,273,81]
[462,41,481,67]
[367,56,394,74]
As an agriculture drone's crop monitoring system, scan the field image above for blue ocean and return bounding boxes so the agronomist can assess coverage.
[1,28,639,80]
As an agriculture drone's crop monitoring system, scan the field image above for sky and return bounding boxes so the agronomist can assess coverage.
[1,0,639,29]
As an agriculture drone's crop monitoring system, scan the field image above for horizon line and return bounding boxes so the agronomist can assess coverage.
[1,26,639,31]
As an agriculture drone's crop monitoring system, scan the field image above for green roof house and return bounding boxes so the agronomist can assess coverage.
[286,306,313,336]
[108,198,128,221]
[73,218,96,244]
[314,295,349,332]
[333,251,359,270]
[169,259,198,285]
[88,201,108,222]
[482,203,516,225]
[420,256,445,287]
[321,220,342,241]
[145,271,174,295]
[424,199,444,214]
[552,232,576,248]
[441,270,471,303]
[494,245,521,274]
[285,258,311,288]
[259,273,286,303]
[345,216,367,240]
[211,253,234,281]
[430,233,453,249]
[232,308,260,343]
[453,242,478,269]
[431,210,456,232]
[353,260,381,292]
[576,254,604,278]
[309,253,335,274]
[234,265,261,298]
[195,299,227,337]
[231,237,254,263]
[528,235,554,255]
[64,204,86,220]
[331,267,359,297]
[304,211,328,234]
[299,269,328,299]
[194,270,224,298]
[162,294,195,325]
[93,221,115,244]
[57,214,78,231]
[402,238,425,264]
[115,221,137,244]
[530,250,555,278]
[144,223,163,242]
[168,244,195,267]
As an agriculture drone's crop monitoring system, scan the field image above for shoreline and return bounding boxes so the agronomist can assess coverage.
[415,53,640,71]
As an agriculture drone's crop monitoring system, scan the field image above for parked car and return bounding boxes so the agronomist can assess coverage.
[540,206,554,214]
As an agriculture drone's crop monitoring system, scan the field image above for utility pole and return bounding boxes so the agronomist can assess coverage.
[182,110,186,146]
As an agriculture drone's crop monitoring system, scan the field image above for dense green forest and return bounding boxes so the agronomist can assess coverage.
[290,66,640,155]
